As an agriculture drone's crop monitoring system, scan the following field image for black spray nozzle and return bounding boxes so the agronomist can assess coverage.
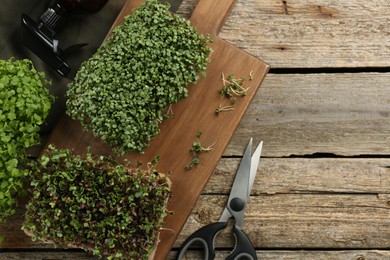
[22,14,87,77]
[20,0,107,77]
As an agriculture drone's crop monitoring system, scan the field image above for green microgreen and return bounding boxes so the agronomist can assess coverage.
[185,155,200,171]
[190,141,215,153]
[0,58,53,241]
[66,0,212,155]
[216,72,253,115]
[220,73,249,98]
[185,136,216,170]
[23,145,171,259]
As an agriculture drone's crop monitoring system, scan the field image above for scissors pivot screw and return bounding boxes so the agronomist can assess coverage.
[230,197,245,212]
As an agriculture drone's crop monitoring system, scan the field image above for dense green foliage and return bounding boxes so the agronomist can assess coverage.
[66,0,212,155]
[0,58,52,241]
[23,145,171,259]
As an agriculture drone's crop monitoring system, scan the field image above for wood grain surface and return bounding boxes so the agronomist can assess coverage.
[183,0,390,69]
[178,0,390,68]
[226,73,390,157]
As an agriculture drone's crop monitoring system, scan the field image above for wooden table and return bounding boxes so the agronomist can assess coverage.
[2,0,390,259]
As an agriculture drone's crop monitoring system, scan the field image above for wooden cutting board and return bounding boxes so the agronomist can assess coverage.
[46,0,269,258]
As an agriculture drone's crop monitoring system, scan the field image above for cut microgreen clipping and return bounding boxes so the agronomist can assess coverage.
[185,132,216,170]
[191,141,215,153]
[220,73,248,97]
[215,71,253,115]
[215,104,235,114]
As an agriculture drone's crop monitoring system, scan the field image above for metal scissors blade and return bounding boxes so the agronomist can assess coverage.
[219,139,262,228]
[249,141,263,196]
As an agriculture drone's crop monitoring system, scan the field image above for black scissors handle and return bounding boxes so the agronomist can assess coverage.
[176,222,227,260]
[176,222,257,260]
[227,225,257,260]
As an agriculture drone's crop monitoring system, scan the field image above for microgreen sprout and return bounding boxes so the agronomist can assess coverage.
[185,155,201,170]
[215,104,235,114]
[159,227,175,235]
[151,155,161,165]
[221,72,249,97]
[185,137,216,170]
[216,71,253,115]
[191,141,215,153]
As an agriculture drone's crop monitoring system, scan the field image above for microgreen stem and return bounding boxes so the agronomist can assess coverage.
[249,70,254,81]
[215,104,235,114]
[159,227,175,235]
[185,134,217,170]
[191,140,217,153]
[216,71,252,115]
[165,105,175,118]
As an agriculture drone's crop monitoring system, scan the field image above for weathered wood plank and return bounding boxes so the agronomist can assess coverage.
[175,194,390,248]
[2,250,390,260]
[225,73,390,156]
[179,0,390,68]
[206,158,390,195]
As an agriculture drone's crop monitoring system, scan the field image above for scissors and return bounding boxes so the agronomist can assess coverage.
[176,138,263,260]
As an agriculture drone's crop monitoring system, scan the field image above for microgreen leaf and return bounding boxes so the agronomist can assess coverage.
[185,133,216,170]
